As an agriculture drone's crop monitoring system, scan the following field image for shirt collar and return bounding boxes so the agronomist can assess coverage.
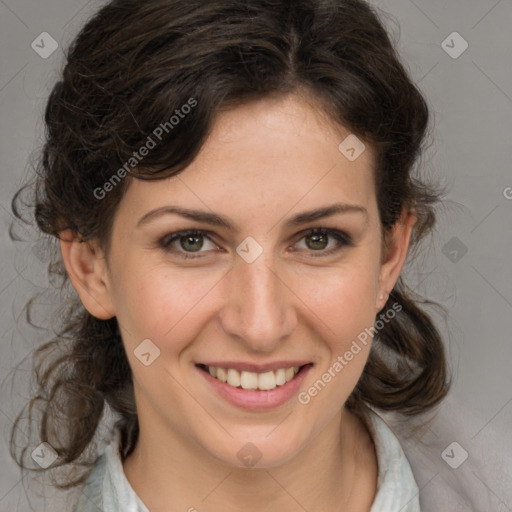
[98,408,420,512]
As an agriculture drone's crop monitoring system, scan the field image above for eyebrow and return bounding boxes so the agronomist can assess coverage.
[136,202,368,231]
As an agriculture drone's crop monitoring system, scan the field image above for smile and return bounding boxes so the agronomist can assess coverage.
[196,362,313,409]
[201,364,302,391]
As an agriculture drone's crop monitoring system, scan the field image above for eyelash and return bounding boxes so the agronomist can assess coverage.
[158,228,354,260]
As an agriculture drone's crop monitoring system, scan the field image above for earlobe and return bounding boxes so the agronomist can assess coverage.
[376,209,417,310]
[59,229,115,320]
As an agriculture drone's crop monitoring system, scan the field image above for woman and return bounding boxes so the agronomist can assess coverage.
[10,0,450,510]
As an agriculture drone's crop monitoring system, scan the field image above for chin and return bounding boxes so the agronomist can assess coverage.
[202,429,307,470]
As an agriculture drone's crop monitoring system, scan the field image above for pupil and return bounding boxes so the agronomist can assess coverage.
[182,234,203,252]
[307,233,327,250]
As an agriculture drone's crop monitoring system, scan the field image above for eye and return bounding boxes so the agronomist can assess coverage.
[159,227,353,260]
[159,230,218,259]
[292,228,353,257]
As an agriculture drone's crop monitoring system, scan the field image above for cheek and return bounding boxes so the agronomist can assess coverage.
[111,261,222,346]
[300,259,380,342]
[298,267,378,411]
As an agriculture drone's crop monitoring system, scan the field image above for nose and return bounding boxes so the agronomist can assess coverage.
[218,253,298,353]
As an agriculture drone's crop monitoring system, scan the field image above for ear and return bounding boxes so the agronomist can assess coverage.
[59,229,115,319]
[376,208,417,311]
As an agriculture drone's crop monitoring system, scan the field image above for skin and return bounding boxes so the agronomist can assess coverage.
[61,92,416,512]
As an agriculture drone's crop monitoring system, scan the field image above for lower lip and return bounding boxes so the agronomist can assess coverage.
[197,365,313,410]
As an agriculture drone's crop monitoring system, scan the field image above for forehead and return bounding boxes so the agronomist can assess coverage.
[117,94,377,227]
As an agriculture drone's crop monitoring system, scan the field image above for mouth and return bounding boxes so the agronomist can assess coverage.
[197,363,312,392]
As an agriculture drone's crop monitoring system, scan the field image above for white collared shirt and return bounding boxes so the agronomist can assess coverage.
[73,408,420,512]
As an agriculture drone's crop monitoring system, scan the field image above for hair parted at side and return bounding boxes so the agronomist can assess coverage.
[10,0,450,489]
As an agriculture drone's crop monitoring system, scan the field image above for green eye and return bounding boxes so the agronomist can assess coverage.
[159,228,353,260]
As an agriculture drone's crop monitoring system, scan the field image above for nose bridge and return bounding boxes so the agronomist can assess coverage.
[219,249,296,350]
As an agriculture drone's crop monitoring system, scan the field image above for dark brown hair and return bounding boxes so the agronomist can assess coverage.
[11,0,450,489]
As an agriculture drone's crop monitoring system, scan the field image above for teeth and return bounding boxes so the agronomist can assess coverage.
[227,368,241,387]
[206,365,301,391]
[285,367,295,381]
[240,371,258,390]
[258,371,276,391]
[275,368,286,386]
[217,367,227,383]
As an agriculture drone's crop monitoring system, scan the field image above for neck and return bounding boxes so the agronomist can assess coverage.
[123,408,376,512]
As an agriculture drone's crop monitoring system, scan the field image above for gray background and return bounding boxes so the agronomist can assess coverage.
[0,0,511,511]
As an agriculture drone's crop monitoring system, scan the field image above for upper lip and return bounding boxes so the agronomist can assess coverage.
[197,361,312,372]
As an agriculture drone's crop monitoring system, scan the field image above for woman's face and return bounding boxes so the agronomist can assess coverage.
[66,93,413,468]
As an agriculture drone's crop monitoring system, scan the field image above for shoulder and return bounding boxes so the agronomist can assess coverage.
[72,427,150,512]
[377,396,510,510]
[72,453,108,512]
[359,408,421,512]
